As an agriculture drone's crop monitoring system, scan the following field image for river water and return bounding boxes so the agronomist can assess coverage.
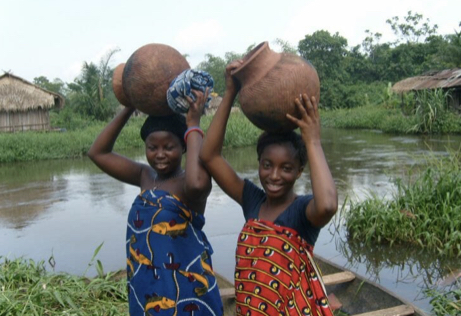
[1,128,460,314]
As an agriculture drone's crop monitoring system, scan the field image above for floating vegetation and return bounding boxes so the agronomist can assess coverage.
[0,245,128,315]
[344,147,461,257]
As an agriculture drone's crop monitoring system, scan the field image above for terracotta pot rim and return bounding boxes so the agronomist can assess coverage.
[230,41,268,76]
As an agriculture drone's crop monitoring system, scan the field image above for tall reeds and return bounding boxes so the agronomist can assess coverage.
[0,256,127,315]
[409,89,452,134]
[344,147,461,257]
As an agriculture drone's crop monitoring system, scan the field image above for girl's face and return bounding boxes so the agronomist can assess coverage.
[258,143,303,199]
[145,131,184,176]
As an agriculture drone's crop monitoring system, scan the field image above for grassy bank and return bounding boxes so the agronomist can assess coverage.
[0,111,261,163]
[2,103,460,163]
[0,256,128,315]
[343,148,461,257]
[321,104,461,134]
[0,118,145,163]
[1,255,459,316]
[0,253,236,316]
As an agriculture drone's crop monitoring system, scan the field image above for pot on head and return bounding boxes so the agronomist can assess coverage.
[122,43,190,116]
[231,41,320,133]
[112,63,131,107]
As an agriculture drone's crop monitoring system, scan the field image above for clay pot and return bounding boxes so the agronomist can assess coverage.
[112,63,131,107]
[231,41,320,133]
[122,43,190,116]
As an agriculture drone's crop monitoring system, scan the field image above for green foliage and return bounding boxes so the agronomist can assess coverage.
[344,148,461,257]
[408,89,451,133]
[0,256,127,315]
[0,111,261,163]
[386,10,439,44]
[0,117,145,163]
[380,82,400,108]
[197,54,228,96]
[49,107,94,130]
[273,38,298,54]
[399,91,417,115]
[361,30,383,58]
[438,22,461,68]
[197,47,252,96]
[298,30,349,81]
[426,287,461,316]
[321,104,417,133]
[28,16,461,116]
[202,110,261,147]
[298,30,355,109]
[66,48,120,121]
[33,76,67,96]
[321,97,461,135]
[319,80,381,109]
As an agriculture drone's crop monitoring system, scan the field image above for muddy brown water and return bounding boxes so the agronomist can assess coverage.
[1,128,460,314]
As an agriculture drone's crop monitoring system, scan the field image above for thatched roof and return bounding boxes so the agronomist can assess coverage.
[0,73,64,112]
[392,68,461,93]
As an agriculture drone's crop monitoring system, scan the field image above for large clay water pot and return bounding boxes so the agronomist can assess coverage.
[231,41,320,133]
[122,43,190,116]
[112,63,131,107]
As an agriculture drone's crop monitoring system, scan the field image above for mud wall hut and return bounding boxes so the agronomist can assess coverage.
[392,69,461,111]
[0,73,64,132]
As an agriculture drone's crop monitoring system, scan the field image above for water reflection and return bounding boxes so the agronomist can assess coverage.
[0,128,460,313]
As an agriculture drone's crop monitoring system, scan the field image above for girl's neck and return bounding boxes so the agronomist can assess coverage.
[259,191,297,221]
[155,168,184,182]
[265,190,297,206]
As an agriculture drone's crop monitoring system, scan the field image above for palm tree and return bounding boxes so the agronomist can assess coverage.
[67,48,120,121]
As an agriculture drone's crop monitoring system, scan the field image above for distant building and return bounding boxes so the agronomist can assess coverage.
[0,73,64,132]
[392,69,461,111]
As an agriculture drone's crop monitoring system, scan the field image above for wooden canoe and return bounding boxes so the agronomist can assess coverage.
[218,254,430,316]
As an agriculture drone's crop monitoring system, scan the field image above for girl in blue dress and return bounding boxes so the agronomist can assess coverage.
[88,90,223,316]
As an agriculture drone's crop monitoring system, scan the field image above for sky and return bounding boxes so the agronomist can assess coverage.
[1,0,461,84]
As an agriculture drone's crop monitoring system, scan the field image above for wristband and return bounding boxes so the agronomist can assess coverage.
[184,126,204,143]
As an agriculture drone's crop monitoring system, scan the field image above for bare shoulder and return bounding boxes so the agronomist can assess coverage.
[139,163,156,189]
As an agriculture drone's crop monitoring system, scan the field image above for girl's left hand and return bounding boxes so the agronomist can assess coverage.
[286,93,321,144]
[186,88,209,126]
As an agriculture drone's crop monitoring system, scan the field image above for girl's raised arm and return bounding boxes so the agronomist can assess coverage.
[87,106,145,187]
[287,94,338,227]
[182,89,212,205]
[200,61,246,205]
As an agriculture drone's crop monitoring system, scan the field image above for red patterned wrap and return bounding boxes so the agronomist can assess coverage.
[235,219,333,316]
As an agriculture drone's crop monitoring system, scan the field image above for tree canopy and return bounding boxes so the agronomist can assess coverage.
[36,12,461,121]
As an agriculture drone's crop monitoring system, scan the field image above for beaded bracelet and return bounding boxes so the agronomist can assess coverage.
[184,126,204,143]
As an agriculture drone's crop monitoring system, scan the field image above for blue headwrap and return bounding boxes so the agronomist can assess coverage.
[166,69,214,114]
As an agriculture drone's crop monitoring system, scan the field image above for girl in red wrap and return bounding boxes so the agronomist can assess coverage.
[200,60,338,316]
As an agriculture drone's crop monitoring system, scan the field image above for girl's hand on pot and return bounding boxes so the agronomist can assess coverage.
[286,93,321,144]
[225,59,243,96]
[186,88,209,126]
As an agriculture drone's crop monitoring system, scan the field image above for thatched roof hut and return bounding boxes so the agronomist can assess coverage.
[0,73,64,132]
[392,69,461,111]
[392,69,461,93]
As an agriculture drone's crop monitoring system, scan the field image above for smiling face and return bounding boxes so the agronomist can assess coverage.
[258,142,303,200]
[145,131,184,176]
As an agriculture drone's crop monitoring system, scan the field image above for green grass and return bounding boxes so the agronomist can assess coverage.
[344,148,461,257]
[0,118,145,163]
[0,256,128,315]
[321,104,461,134]
[2,103,460,163]
[201,110,262,148]
[425,287,461,316]
[0,111,262,163]
[0,243,236,316]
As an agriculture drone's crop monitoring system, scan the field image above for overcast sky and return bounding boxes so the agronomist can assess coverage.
[1,0,460,83]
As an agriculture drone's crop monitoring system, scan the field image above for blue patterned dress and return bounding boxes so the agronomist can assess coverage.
[126,189,223,316]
